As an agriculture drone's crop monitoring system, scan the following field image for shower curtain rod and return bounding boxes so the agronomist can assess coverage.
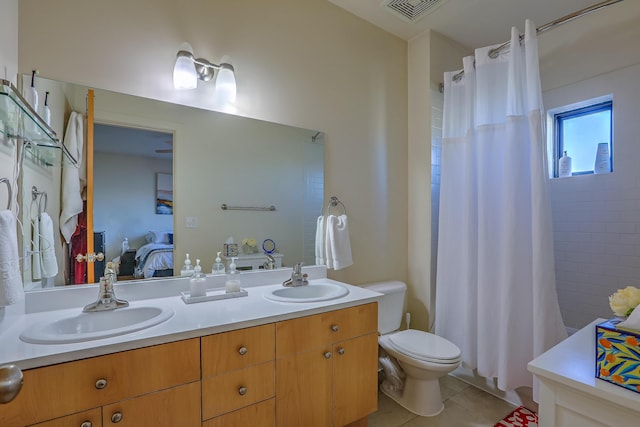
[450,0,624,83]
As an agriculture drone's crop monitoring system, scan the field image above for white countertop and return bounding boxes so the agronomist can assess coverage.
[528,318,640,412]
[0,268,381,370]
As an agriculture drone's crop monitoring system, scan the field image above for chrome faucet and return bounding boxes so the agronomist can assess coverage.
[263,254,276,270]
[283,262,308,287]
[83,262,129,312]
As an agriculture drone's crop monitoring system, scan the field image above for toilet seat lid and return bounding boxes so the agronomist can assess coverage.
[387,330,461,363]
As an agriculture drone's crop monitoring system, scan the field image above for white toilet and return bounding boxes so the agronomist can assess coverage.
[363,281,461,417]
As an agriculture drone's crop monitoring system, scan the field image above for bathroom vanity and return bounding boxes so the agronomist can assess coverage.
[0,268,380,427]
[528,318,640,426]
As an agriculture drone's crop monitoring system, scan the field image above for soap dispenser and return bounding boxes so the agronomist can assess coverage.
[25,70,39,112]
[181,253,194,277]
[212,252,225,275]
[189,259,207,298]
[225,257,241,293]
[42,91,51,126]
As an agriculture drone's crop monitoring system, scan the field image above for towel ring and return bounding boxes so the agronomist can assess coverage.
[1,178,11,210]
[32,186,48,214]
[325,196,346,216]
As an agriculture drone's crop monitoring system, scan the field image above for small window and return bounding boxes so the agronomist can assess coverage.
[553,100,613,177]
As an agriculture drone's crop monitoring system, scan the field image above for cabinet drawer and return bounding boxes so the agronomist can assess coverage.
[202,324,274,378]
[202,361,275,420]
[276,303,378,358]
[0,338,200,426]
[202,398,275,427]
[28,408,101,427]
[102,381,201,427]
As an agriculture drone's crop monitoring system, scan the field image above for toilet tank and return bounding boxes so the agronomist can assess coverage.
[362,281,406,335]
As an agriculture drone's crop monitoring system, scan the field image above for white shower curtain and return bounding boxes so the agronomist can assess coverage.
[435,20,567,393]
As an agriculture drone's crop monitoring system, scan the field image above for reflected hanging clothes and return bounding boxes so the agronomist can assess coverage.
[70,201,87,284]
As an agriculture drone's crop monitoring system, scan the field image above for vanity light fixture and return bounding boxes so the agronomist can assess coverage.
[172,42,236,103]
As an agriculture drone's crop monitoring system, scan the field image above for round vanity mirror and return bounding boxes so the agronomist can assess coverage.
[262,238,276,254]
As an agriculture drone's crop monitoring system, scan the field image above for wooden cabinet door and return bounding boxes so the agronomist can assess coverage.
[333,333,379,427]
[102,382,200,427]
[276,349,332,427]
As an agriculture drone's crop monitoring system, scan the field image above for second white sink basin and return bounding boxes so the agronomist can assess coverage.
[20,305,175,345]
[265,282,349,303]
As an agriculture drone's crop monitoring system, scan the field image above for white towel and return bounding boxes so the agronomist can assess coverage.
[315,216,324,265]
[325,214,353,270]
[0,210,24,306]
[39,212,58,278]
[60,111,84,244]
[31,216,41,280]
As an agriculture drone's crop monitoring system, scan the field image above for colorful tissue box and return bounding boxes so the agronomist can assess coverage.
[596,319,640,394]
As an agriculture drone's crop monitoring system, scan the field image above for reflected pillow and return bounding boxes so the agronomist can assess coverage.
[148,230,172,244]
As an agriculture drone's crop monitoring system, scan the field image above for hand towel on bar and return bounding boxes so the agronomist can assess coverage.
[315,216,325,265]
[31,216,41,280]
[60,111,84,244]
[0,209,24,306]
[325,214,353,270]
[39,212,58,278]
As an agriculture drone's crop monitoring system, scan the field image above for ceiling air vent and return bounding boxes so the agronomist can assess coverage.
[383,0,447,22]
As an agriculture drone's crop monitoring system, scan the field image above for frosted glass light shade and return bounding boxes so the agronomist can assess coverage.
[214,65,236,106]
[173,54,197,89]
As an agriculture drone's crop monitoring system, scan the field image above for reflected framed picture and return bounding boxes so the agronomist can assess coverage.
[156,172,173,215]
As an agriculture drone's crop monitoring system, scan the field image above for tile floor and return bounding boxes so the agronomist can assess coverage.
[368,375,520,427]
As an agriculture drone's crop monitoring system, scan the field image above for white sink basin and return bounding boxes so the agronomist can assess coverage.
[20,305,175,344]
[265,282,349,303]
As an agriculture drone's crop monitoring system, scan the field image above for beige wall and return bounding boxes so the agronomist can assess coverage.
[0,0,18,85]
[18,0,409,287]
[407,30,470,331]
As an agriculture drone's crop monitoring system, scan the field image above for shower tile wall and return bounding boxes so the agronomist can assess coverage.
[431,86,444,313]
[303,135,325,267]
[547,63,640,331]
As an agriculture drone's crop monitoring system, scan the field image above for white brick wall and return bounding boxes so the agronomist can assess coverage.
[547,63,640,329]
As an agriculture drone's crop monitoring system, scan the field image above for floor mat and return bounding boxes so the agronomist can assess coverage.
[494,406,538,427]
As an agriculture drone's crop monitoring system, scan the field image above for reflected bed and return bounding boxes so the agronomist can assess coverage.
[134,243,174,279]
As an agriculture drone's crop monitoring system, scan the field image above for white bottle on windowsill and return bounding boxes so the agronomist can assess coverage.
[594,143,610,174]
[559,150,572,178]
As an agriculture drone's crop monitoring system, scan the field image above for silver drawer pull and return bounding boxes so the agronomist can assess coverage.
[95,378,108,389]
[324,351,332,359]
[337,347,345,355]
[238,386,247,396]
[331,324,339,332]
[238,346,248,356]
[111,411,123,423]
[0,364,23,404]
[80,421,92,427]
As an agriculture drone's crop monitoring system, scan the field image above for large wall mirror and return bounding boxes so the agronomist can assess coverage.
[19,76,324,290]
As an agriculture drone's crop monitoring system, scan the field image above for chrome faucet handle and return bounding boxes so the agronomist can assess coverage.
[293,262,303,274]
[83,276,129,312]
